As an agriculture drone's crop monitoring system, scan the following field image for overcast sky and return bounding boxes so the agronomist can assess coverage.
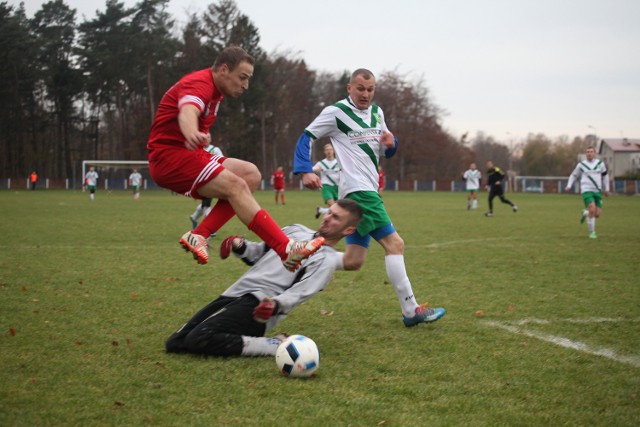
[14,0,640,143]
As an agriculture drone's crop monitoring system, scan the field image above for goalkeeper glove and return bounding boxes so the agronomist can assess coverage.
[252,298,280,323]
[219,236,245,259]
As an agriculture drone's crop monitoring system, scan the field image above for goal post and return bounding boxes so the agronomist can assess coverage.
[81,160,150,190]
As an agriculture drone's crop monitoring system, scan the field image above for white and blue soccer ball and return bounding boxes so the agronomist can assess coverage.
[275,335,320,378]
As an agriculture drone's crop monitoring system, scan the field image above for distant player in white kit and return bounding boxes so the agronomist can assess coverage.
[565,146,610,239]
[462,162,481,210]
[85,166,99,201]
[128,169,143,200]
[313,143,340,218]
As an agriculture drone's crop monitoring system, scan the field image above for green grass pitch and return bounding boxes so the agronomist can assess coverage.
[1,189,639,426]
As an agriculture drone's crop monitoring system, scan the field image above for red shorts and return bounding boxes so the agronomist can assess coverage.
[148,142,226,199]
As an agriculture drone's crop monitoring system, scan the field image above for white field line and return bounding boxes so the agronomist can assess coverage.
[515,317,640,326]
[407,236,516,249]
[484,319,640,369]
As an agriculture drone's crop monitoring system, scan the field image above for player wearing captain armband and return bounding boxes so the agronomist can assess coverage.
[565,146,610,239]
[293,68,445,327]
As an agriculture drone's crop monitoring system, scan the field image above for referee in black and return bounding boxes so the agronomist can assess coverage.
[485,160,517,217]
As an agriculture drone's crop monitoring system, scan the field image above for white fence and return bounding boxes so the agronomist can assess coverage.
[3,177,640,194]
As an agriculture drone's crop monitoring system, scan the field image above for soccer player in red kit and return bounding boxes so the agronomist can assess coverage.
[271,166,285,205]
[377,165,386,197]
[147,46,323,270]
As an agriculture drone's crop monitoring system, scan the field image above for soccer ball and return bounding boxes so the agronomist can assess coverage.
[275,335,320,378]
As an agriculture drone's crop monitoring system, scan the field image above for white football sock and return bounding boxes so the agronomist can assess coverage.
[241,336,282,356]
[204,206,212,217]
[472,200,477,209]
[191,205,203,221]
[587,217,595,233]
[385,255,419,317]
[319,207,329,214]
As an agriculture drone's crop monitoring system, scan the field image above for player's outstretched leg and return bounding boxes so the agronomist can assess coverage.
[179,231,209,264]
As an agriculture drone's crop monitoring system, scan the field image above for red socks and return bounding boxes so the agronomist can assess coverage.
[194,199,235,237]
[248,209,289,259]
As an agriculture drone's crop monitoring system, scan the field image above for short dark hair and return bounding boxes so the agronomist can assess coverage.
[335,199,363,227]
[350,68,374,83]
[212,46,255,71]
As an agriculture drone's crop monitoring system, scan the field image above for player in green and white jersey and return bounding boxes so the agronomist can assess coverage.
[565,146,610,239]
[128,169,143,200]
[313,143,341,218]
[294,68,445,327]
[85,166,99,201]
[462,162,481,210]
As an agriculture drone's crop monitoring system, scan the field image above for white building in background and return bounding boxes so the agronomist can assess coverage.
[598,138,640,178]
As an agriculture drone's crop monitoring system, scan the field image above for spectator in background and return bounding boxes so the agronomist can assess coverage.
[29,171,38,190]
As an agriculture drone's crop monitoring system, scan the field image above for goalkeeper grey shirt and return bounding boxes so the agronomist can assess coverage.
[220,224,339,332]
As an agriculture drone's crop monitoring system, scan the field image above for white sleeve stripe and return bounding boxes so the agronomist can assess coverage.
[178,95,205,111]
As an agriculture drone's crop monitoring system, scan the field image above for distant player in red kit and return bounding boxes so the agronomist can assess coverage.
[271,166,285,205]
[147,46,323,270]
[377,165,386,197]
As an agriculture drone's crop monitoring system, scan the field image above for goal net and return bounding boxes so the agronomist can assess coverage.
[81,160,153,190]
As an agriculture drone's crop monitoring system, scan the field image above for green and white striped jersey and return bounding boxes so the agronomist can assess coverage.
[204,144,223,156]
[463,169,482,190]
[305,97,389,197]
[567,159,610,193]
[313,158,340,187]
[129,172,142,186]
[85,171,98,186]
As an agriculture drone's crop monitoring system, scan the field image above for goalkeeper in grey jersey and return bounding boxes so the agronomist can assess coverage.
[166,199,362,357]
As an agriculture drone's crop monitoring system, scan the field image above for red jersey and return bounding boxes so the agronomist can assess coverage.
[147,69,223,148]
[272,171,285,190]
[378,171,385,189]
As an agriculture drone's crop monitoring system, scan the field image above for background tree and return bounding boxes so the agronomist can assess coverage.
[31,0,82,179]
[0,2,40,178]
[0,0,603,184]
